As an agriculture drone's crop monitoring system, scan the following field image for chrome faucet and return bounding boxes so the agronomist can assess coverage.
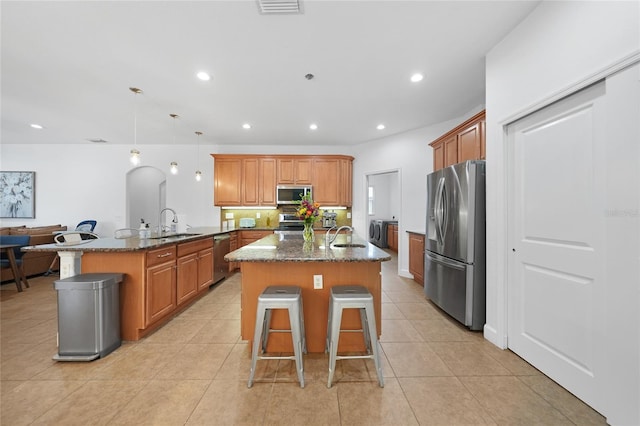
[159,207,177,235]
[325,225,353,246]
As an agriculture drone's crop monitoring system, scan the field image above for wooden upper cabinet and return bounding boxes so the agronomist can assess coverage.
[429,110,486,171]
[242,158,259,206]
[213,157,242,206]
[443,134,459,168]
[214,154,353,207]
[313,158,341,205]
[277,158,313,185]
[340,158,353,207]
[259,158,277,205]
[432,141,444,171]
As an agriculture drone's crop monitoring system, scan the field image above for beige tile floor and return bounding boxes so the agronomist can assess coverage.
[1,252,606,425]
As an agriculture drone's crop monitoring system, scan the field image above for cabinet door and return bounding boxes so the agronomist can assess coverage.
[313,159,341,205]
[198,247,214,290]
[277,158,294,184]
[408,233,425,286]
[214,158,242,206]
[146,261,176,325]
[177,253,199,306]
[229,232,238,272]
[458,122,482,163]
[340,158,353,206]
[388,225,398,252]
[259,158,277,205]
[294,158,313,184]
[443,134,458,168]
[432,141,444,171]
[242,158,259,206]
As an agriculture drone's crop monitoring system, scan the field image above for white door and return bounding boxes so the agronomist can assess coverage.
[507,81,607,410]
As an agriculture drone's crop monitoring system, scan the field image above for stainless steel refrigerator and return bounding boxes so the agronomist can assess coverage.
[424,160,486,330]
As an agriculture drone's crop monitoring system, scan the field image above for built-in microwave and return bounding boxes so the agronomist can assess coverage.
[276,185,312,205]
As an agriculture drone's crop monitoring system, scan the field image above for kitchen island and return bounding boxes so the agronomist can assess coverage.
[23,228,229,340]
[225,233,391,353]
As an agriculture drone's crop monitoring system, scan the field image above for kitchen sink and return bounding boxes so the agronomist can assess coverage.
[331,243,366,248]
[149,233,200,240]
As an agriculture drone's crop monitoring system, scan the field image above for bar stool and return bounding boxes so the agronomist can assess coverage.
[326,285,384,388]
[248,286,307,388]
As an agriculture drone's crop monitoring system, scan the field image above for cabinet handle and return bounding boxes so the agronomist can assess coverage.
[157,252,173,258]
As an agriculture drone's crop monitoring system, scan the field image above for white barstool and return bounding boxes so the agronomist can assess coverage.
[325,285,384,388]
[248,286,307,388]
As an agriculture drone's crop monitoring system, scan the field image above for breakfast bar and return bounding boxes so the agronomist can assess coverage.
[225,233,391,353]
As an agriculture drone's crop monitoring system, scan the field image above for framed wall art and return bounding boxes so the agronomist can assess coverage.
[0,171,35,218]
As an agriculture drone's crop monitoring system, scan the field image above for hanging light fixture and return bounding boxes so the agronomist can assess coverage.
[169,114,179,174]
[170,161,179,175]
[195,131,203,181]
[129,87,143,165]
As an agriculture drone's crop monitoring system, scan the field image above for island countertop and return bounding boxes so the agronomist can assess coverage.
[225,233,391,263]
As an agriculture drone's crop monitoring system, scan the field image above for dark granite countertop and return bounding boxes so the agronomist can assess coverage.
[406,230,426,235]
[22,227,231,253]
[225,234,391,263]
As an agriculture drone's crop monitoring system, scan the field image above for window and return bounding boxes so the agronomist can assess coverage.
[368,186,375,215]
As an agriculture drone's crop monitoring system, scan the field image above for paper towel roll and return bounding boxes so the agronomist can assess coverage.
[176,214,188,233]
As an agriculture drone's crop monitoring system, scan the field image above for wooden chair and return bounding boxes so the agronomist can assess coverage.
[0,235,31,292]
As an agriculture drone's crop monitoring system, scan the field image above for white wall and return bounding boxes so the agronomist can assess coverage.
[486,1,640,424]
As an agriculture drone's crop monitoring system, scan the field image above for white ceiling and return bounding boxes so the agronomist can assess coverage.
[1,1,539,147]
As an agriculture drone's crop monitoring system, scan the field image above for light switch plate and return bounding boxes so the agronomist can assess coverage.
[256,212,261,219]
[225,212,234,219]
[347,212,352,219]
[313,275,323,289]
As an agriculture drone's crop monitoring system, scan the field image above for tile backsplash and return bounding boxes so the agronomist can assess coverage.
[221,208,351,229]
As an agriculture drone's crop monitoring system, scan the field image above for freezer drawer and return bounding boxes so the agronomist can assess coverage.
[424,251,485,330]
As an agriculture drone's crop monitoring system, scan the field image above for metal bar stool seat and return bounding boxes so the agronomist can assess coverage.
[248,286,307,388]
[325,285,384,388]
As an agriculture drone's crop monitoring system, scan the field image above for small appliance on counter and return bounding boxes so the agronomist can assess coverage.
[239,218,256,228]
[322,211,337,228]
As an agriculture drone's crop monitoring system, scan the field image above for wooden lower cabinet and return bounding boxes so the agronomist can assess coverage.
[408,232,425,286]
[229,232,238,272]
[239,230,273,247]
[387,224,398,252]
[81,237,215,341]
[146,259,177,326]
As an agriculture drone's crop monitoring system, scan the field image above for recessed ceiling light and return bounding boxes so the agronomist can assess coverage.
[30,124,43,129]
[376,124,385,130]
[196,71,210,81]
[309,123,318,130]
[242,123,251,130]
[410,73,424,83]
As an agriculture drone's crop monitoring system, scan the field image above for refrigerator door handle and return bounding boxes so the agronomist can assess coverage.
[425,251,466,270]
[434,177,445,245]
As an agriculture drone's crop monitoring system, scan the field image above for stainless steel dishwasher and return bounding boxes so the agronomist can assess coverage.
[213,233,230,284]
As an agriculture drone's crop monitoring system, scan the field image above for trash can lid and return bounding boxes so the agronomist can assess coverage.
[54,273,124,290]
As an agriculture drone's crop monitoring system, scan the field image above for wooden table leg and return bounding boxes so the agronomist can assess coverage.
[4,248,27,292]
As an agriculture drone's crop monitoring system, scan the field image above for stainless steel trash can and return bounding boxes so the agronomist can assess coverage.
[53,272,123,361]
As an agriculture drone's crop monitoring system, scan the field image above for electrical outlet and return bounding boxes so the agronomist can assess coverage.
[347,212,352,219]
[313,274,323,289]
[256,212,261,219]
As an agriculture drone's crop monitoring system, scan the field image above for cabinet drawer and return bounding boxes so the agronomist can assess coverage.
[146,245,177,267]
[177,238,213,257]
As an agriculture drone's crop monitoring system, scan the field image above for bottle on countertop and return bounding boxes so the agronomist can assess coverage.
[170,217,178,234]
[139,219,147,239]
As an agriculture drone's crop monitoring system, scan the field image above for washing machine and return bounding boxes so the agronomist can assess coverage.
[369,219,387,248]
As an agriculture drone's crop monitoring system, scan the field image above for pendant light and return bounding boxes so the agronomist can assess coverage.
[129,87,143,165]
[195,131,202,181]
[169,114,179,174]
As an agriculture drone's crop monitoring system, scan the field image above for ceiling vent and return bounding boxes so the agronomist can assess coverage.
[257,0,302,14]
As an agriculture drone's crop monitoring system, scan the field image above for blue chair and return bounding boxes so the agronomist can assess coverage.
[75,220,97,233]
[0,235,31,292]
